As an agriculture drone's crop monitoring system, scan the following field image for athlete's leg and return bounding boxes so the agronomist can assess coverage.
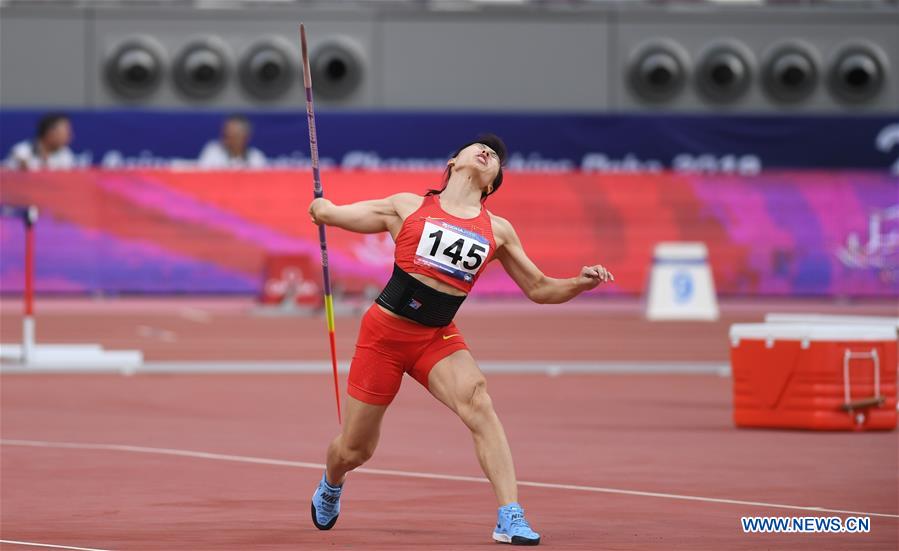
[325,395,388,485]
[426,349,541,544]
[327,305,407,484]
[312,394,389,530]
[426,349,517,505]
[313,305,406,530]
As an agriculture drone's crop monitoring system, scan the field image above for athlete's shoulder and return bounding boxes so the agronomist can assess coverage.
[387,192,424,209]
[487,212,516,245]
[390,192,426,219]
[389,191,420,200]
[387,191,422,204]
[488,212,512,231]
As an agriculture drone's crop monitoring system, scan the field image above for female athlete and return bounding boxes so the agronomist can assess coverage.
[308,134,613,546]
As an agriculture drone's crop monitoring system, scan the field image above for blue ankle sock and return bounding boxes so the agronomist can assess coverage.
[322,474,342,491]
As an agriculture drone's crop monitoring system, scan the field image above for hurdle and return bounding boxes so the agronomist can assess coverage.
[0,204,143,372]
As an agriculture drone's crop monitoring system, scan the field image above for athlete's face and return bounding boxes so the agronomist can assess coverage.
[451,143,500,188]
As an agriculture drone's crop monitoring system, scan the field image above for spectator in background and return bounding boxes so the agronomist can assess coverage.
[5,113,76,170]
[197,115,267,169]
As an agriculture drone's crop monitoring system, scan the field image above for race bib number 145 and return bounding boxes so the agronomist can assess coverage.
[414,219,490,283]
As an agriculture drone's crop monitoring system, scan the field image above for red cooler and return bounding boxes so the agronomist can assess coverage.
[730,323,897,431]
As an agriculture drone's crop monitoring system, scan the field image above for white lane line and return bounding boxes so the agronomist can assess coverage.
[0,540,114,551]
[178,308,212,324]
[1,361,731,375]
[2,438,896,520]
[134,326,177,343]
[1,439,319,469]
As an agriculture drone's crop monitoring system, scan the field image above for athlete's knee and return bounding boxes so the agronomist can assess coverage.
[459,379,494,423]
[339,442,375,468]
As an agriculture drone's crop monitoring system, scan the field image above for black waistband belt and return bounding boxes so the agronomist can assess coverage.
[375,264,466,327]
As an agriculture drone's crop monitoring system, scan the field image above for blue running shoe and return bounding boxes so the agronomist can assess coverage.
[311,472,342,530]
[493,502,541,545]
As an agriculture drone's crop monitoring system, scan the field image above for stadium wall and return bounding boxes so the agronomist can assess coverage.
[0,170,894,298]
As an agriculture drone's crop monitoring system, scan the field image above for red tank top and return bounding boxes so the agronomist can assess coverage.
[394,194,497,294]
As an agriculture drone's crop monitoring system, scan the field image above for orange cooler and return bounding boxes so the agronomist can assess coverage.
[730,323,897,431]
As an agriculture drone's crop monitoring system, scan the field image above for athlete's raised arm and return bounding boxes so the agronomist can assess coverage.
[493,215,613,304]
[309,193,419,234]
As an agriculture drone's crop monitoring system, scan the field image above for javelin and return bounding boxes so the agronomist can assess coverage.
[300,23,341,424]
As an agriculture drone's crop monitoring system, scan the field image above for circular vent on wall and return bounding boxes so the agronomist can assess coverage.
[239,38,295,100]
[627,41,690,103]
[105,37,165,99]
[828,43,887,103]
[310,38,364,100]
[762,42,819,103]
[696,42,753,103]
[173,37,230,99]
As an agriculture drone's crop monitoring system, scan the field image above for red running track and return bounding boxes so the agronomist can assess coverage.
[0,297,895,363]
[1,373,896,550]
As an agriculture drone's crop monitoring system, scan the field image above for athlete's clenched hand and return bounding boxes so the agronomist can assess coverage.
[309,198,333,225]
[578,264,614,289]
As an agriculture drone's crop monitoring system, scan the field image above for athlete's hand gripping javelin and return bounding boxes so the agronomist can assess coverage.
[309,197,330,225]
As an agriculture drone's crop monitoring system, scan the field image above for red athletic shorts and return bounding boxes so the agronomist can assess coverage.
[347,304,469,406]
